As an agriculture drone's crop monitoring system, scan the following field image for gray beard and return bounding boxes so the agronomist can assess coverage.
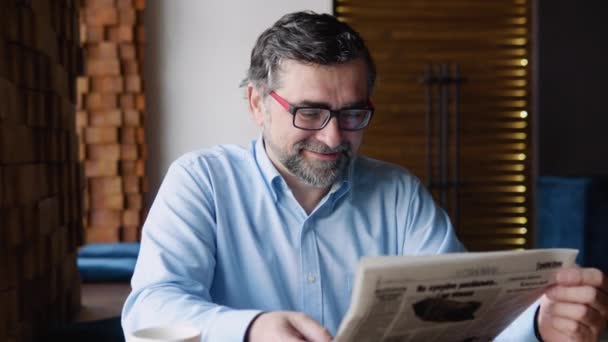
[265,135,352,188]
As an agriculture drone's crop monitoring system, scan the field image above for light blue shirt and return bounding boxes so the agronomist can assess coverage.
[122,138,539,341]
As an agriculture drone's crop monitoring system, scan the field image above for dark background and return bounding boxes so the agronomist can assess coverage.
[537,0,608,177]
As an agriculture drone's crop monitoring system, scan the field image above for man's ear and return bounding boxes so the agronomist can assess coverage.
[247,84,265,127]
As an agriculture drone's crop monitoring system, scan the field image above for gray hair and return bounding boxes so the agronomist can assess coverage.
[241,11,376,96]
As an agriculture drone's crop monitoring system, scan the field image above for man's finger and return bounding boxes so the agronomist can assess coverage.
[546,301,605,336]
[547,285,608,318]
[556,268,608,294]
[288,313,333,342]
[284,322,306,341]
[283,336,307,342]
[550,315,592,341]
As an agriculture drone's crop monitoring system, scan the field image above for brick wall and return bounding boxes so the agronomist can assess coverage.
[77,0,147,243]
[0,0,83,341]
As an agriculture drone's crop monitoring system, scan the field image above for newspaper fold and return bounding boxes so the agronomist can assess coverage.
[335,248,578,342]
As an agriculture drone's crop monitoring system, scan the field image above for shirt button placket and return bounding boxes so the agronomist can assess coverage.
[307,273,316,284]
[301,222,322,324]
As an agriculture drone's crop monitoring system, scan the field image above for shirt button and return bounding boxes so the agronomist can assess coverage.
[307,273,317,284]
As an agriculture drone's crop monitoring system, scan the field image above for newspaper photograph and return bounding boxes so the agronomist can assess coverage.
[334,248,579,342]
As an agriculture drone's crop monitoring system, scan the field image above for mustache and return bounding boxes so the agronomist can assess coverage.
[295,140,351,154]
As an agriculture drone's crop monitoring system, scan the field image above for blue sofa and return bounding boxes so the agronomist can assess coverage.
[77,242,140,283]
[536,176,608,273]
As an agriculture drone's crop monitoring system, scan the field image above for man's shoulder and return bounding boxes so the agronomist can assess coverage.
[354,155,418,180]
[173,144,251,169]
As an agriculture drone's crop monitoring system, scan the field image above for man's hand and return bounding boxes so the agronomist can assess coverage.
[247,311,333,342]
[538,267,608,341]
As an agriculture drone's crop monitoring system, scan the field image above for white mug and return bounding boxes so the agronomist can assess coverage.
[127,324,201,342]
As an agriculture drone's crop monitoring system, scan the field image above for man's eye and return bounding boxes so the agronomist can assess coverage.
[298,109,326,120]
[343,112,364,119]
[341,110,366,120]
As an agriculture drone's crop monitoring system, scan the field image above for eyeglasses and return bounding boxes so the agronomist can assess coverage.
[269,91,374,131]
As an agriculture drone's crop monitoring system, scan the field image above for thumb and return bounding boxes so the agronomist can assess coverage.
[287,313,333,342]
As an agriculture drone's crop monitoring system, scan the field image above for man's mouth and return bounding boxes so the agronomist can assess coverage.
[302,149,340,160]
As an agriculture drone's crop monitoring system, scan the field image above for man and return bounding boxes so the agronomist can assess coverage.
[122,11,607,341]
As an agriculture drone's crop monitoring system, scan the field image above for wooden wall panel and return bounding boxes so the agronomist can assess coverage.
[77,0,147,243]
[0,1,83,341]
[336,0,533,251]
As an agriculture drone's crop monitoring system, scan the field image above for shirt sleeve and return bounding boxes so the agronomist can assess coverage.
[401,178,465,254]
[494,301,541,341]
[121,160,262,341]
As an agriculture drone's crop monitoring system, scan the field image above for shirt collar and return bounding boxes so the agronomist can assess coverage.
[330,155,354,206]
[251,136,354,205]
[252,136,283,202]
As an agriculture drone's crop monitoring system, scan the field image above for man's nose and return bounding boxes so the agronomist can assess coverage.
[315,117,343,149]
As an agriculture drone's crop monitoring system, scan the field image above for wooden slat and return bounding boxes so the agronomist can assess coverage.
[77,0,147,243]
[338,0,533,251]
[0,1,83,339]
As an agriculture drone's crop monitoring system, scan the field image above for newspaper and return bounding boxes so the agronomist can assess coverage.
[334,248,578,342]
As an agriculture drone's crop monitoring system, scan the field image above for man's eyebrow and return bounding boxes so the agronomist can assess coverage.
[296,99,369,109]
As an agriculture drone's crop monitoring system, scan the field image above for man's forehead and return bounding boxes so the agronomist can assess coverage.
[274,59,369,97]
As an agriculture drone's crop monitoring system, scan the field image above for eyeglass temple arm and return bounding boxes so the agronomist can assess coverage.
[269,91,292,112]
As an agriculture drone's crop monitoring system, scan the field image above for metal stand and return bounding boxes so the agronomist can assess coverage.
[421,63,465,227]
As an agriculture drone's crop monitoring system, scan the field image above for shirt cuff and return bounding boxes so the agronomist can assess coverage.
[533,305,545,342]
[494,302,541,341]
[204,309,263,342]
